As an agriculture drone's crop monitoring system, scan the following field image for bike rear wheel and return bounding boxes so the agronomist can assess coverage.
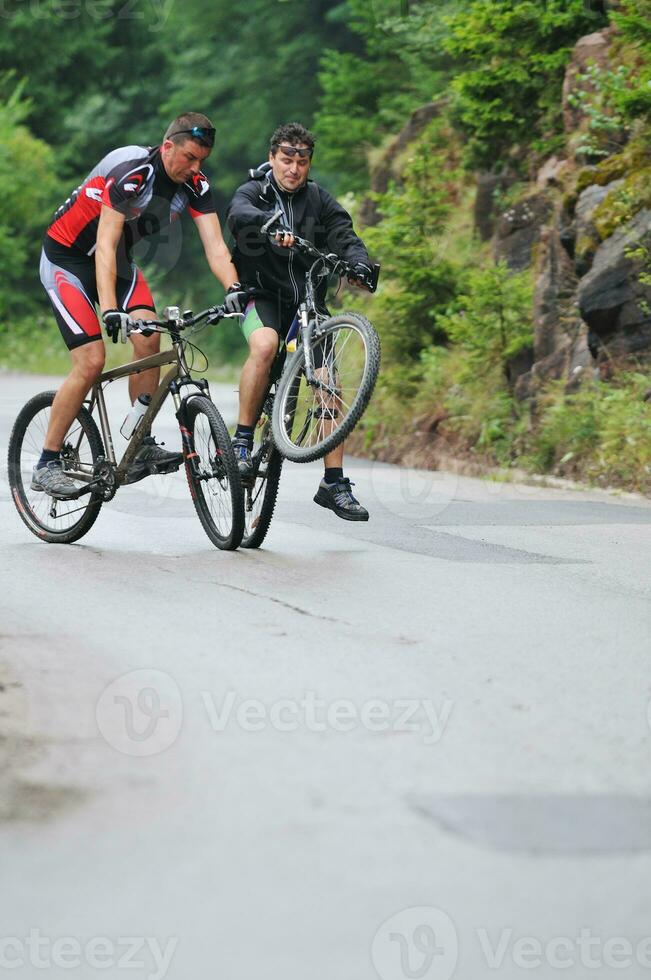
[241,402,283,549]
[8,390,104,544]
[271,312,380,463]
[184,396,244,550]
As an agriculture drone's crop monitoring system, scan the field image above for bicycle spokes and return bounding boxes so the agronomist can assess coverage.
[292,326,366,449]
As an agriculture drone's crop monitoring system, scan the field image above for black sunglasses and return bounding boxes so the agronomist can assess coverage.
[168,126,216,147]
[276,144,313,159]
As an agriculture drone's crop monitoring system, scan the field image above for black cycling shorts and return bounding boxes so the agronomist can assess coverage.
[240,295,298,342]
[40,235,156,350]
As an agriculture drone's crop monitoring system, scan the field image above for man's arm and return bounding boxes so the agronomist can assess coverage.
[194,212,239,290]
[96,205,125,313]
[320,188,370,265]
[226,182,271,238]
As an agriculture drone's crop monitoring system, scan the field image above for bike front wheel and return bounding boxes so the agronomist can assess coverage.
[184,396,244,550]
[271,312,380,463]
[8,390,105,544]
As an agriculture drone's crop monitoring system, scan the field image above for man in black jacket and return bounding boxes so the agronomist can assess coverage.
[227,122,375,521]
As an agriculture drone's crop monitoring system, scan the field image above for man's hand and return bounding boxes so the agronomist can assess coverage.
[102,309,132,344]
[274,226,295,248]
[347,262,374,291]
[224,283,249,316]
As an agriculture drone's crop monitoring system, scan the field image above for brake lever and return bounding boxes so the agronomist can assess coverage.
[129,319,159,337]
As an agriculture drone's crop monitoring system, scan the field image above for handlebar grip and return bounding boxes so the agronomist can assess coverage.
[261,208,284,235]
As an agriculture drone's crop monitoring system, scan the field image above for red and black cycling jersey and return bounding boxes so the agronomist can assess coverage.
[46,145,216,256]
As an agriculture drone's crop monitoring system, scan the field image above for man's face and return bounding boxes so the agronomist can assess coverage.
[161,138,212,183]
[269,142,312,193]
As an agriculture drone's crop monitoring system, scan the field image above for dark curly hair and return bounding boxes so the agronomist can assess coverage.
[270,122,315,157]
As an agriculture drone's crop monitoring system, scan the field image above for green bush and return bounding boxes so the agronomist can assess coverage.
[443,0,607,170]
[435,261,534,391]
[362,119,463,361]
[524,372,651,490]
[0,78,60,324]
[611,0,651,122]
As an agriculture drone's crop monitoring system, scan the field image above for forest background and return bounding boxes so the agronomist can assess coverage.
[1,0,649,490]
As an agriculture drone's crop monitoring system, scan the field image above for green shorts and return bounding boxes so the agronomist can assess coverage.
[241,297,297,342]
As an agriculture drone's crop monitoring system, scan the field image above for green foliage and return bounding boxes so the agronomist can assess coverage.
[0,80,60,323]
[523,372,651,491]
[361,120,461,360]
[566,64,632,159]
[436,262,534,390]
[315,0,471,193]
[0,2,112,165]
[443,0,607,170]
[611,0,651,121]
[162,0,353,199]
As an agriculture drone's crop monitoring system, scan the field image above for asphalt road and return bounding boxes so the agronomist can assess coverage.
[1,372,651,980]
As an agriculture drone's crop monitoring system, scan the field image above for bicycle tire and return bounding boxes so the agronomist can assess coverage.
[271,312,380,463]
[241,416,283,549]
[8,390,104,544]
[184,396,244,550]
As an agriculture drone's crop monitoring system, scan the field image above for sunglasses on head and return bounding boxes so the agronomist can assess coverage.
[169,126,216,147]
[276,144,312,159]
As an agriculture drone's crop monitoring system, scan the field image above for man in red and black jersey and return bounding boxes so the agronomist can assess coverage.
[34,112,245,497]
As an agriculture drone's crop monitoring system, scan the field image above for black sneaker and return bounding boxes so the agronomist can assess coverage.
[232,437,254,481]
[30,460,79,499]
[126,436,182,484]
[313,477,369,522]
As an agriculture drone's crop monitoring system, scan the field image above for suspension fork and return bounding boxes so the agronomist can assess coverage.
[299,305,315,384]
[174,388,211,478]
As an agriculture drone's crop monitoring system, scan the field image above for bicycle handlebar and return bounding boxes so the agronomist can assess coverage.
[129,303,240,337]
[265,227,380,292]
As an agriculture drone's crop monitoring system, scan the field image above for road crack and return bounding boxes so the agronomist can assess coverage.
[210,580,352,625]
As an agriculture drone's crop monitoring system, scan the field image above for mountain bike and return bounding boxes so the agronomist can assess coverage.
[8,304,244,550]
[241,231,381,548]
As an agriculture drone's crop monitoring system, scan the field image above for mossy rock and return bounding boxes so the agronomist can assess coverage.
[575,232,599,267]
[562,189,579,215]
[592,167,651,241]
[574,138,651,195]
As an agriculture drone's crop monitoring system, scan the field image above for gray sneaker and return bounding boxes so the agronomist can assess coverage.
[126,436,182,484]
[31,460,79,499]
[232,437,254,481]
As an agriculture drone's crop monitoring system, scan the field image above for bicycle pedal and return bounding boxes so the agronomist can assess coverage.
[151,459,182,475]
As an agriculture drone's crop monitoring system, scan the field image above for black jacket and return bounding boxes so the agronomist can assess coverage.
[227,172,370,308]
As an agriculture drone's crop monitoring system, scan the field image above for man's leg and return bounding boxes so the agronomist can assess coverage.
[237,326,279,426]
[44,340,106,451]
[32,340,106,497]
[313,337,368,522]
[314,439,369,522]
[233,325,278,478]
